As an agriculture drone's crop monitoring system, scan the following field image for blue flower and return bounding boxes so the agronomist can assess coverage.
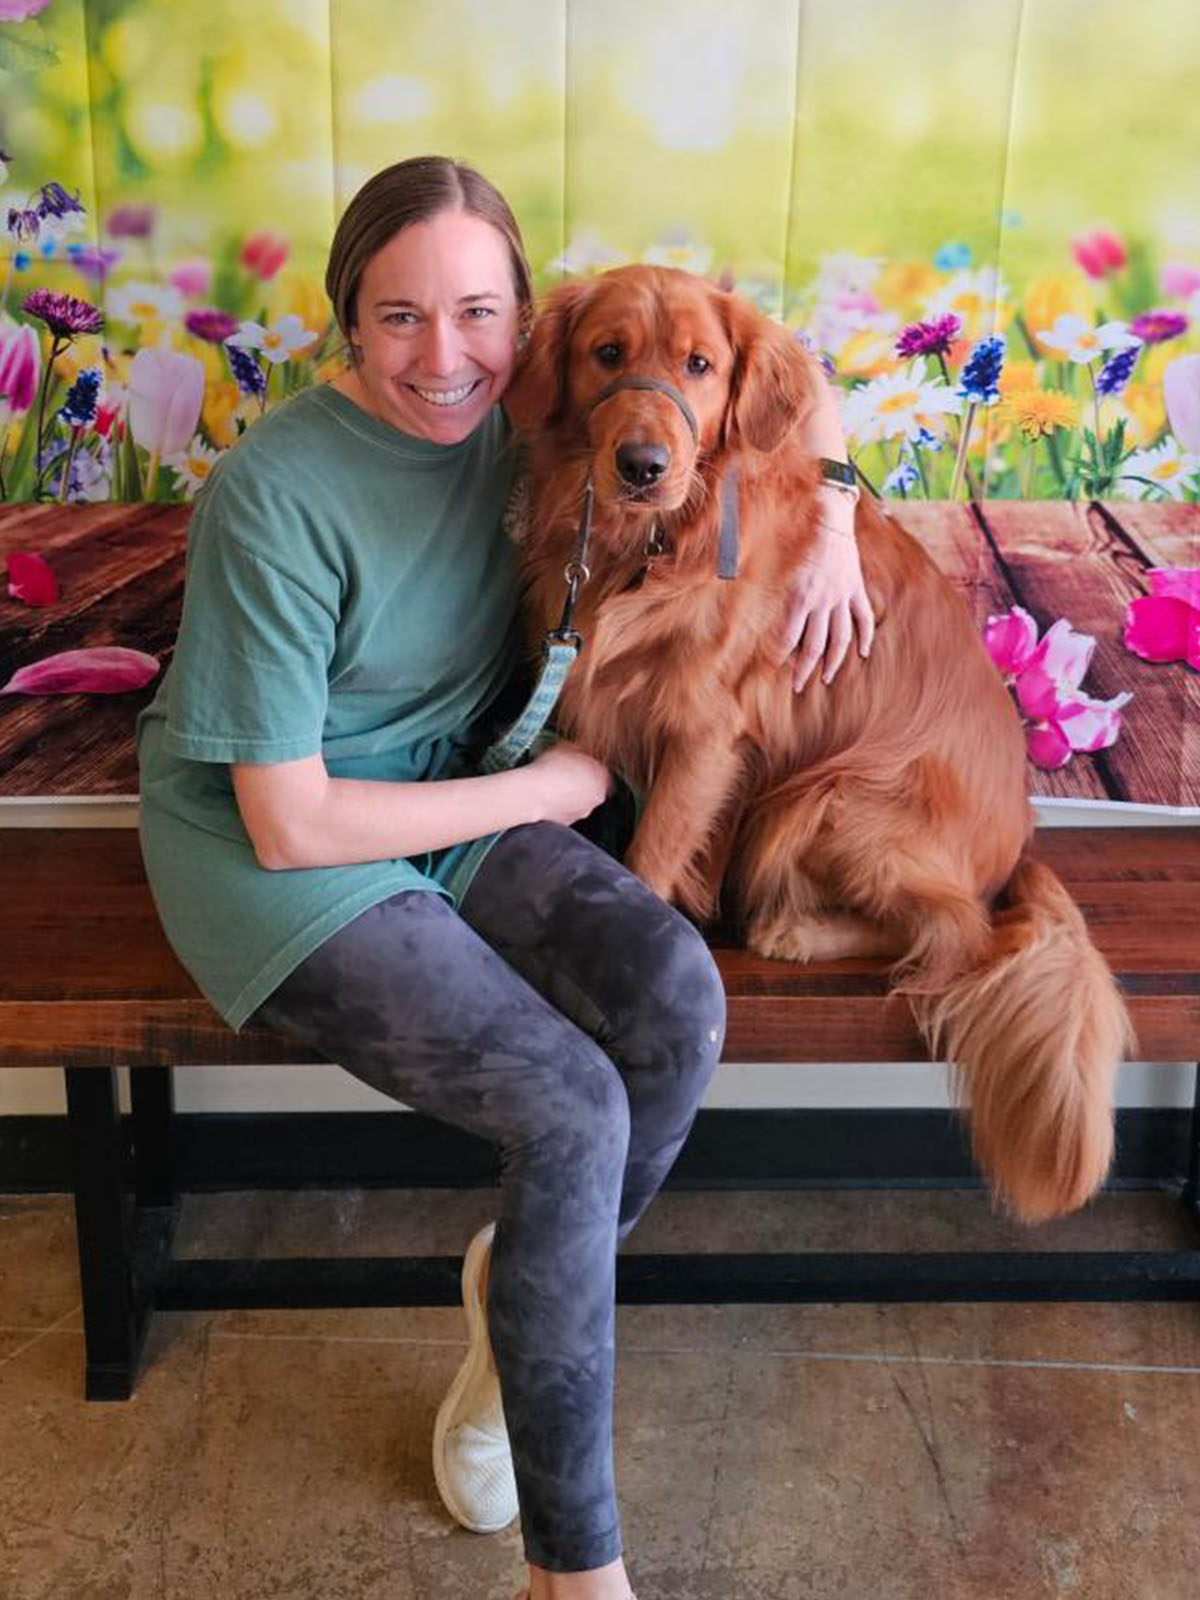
[1095,346,1139,397]
[58,366,103,429]
[226,343,267,397]
[913,426,944,453]
[37,183,86,222]
[934,241,972,272]
[883,460,920,496]
[958,335,1006,405]
[13,250,31,272]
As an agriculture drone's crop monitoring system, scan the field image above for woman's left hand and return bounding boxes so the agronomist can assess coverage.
[773,513,875,692]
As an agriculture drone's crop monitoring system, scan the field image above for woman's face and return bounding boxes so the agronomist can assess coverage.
[345,209,522,445]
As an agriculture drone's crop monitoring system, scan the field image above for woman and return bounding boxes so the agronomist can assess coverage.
[136,156,873,1600]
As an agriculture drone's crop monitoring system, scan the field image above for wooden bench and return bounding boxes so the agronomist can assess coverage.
[2,825,1199,1401]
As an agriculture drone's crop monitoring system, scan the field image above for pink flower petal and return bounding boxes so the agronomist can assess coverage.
[1026,721,1073,768]
[1014,661,1064,722]
[1146,567,1200,608]
[1056,690,1133,753]
[1124,594,1199,663]
[1027,616,1095,692]
[0,646,160,696]
[6,550,58,607]
[984,606,1039,676]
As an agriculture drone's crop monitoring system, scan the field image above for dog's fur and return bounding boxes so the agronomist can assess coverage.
[505,264,1132,1223]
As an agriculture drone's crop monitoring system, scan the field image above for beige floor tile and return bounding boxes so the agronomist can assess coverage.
[0,1195,81,1329]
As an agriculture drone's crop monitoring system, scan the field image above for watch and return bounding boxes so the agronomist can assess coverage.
[819,457,859,495]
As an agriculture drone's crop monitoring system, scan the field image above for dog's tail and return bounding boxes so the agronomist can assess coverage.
[903,855,1133,1224]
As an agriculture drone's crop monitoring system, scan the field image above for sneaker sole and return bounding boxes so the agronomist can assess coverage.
[432,1222,514,1533]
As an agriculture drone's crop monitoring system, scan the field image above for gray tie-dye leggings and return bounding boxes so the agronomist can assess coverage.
[249,820,727,1573]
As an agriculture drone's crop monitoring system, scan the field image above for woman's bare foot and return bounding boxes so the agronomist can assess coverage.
[522,1556,634,1599]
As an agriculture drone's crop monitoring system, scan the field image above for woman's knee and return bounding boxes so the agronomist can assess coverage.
[627,909,727,1078]
[499,1034,631,1177]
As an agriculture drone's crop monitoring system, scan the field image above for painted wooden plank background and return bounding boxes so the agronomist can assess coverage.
[0,503,1196,805]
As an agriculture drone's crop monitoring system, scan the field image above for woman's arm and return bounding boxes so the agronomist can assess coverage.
[233,742,611,871]
[776,366,876,691]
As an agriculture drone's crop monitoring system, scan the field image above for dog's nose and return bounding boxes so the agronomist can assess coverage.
[616,442,670,488]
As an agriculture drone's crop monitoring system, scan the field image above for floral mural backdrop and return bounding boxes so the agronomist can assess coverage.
[0,0,1197,805]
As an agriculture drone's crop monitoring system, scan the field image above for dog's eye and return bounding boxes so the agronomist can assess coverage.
[686,353,711,376]
[594,342,623,368]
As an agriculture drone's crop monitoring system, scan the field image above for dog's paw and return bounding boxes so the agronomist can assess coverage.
[746,918,818,963]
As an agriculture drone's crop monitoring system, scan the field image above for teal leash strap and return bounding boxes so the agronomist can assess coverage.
[478,639,579,774]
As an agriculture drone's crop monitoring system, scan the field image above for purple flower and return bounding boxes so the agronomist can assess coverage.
[21,288,104,339]
[958,334,1006,405]
[68,245,121,283]
[106,204,156,240]
[59,366,102,429]
[896,314,961,359]
[1096,346,1139,396]
[36,182,85,221]
[7,206,41,241]
[186,307,240,344]
[226,342,266,397]
[1129,309,1189,345]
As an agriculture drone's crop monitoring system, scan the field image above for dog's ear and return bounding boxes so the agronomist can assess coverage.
[504,278,591,431]
[723,295,820,454]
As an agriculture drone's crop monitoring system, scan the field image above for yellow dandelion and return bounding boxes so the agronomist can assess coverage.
[998,388,1079,441]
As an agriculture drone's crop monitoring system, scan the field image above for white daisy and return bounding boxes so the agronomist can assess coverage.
[922,266,1011,341]
[226,313,318,365]
[1036,314,1140,364]
[1115,439,1200,501]
[839,358,962,447]
[108,280,185,326]
[164,437,225,499]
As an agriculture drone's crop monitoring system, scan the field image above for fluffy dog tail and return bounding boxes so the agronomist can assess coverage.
[905,856,1133,1224]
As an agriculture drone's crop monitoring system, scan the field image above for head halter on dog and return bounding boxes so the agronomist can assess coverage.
[581,375,739,580]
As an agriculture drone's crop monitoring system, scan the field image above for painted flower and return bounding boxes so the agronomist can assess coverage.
[34,182,83,221]
[643,234,713,275]
[0,319,40,413]
[127,348,206,457]
[241,231,289,280]
[958,335,1006,405]
[985,608,1132,770]
[58,365,102,429]
[933,242,972,272]
[997,388,1078,440]
[107,280,184,327]
[226,343,267,397]
[1161,264,1200,300]
[0,1,56,17]
[1071,230,1127,280]
[186,307,240,344]
[169,260,213,299]
[69,245,121,283]
[6,551,58,607]
[1035,314,1139,364]
[895,314,961,359]
[1124,569,1200,672]
[0,646,159,697]
[1095,347,1139,397]
[226,313,317,365]
[1116,439,1200,501]
[545,231,627,276]
[106,205,156,239]
[882,459,920,495]
[1163,354,1200,452]
[922,267,1010,342]
[839,357,962,447]
[21,288,103,339]
[1130,309,1188,345]
[164,437,224,499]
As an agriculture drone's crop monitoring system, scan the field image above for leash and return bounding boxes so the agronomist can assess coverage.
[479,375,741,773]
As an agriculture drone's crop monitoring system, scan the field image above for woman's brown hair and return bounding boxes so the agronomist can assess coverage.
[325,156,534,345]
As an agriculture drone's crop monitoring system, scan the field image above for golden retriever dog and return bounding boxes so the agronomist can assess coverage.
[504,263,1131,1223]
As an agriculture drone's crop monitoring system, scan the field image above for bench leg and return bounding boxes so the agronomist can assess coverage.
[130,1066,177,1209]
[1184,1061,1200,1229]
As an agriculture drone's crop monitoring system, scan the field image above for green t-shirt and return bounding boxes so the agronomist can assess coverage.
[136,384,522,1030]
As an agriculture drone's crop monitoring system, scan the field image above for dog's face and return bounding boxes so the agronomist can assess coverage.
[506,264,817,516]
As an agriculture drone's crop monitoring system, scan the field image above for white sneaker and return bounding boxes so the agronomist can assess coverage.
[432,1221,519,1533]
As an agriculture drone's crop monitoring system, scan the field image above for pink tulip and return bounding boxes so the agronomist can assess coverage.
[169,259,213,299]
[985,606,1039,676]
[241,231,289,281]
[1163,354,1200,453]
[1071,230,1127,280]
[1124,568,1200,671]
[127,348,205,456]
[1161,264,1200,300]
[6,551,58,606]
[0,646,160,696]
[0,321,40,415]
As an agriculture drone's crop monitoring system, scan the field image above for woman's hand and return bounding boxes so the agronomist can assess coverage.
[526,740,613,826]
[774,490,875,692]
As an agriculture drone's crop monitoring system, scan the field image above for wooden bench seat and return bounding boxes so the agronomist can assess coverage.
[3,825,1199,1400]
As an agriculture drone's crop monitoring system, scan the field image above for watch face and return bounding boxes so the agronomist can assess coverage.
[820,458,856,487]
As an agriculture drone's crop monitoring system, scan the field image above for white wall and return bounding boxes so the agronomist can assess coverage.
[2,799,1196,1116]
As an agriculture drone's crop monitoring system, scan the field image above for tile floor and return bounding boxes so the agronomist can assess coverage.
[3,1186,1200,1600]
